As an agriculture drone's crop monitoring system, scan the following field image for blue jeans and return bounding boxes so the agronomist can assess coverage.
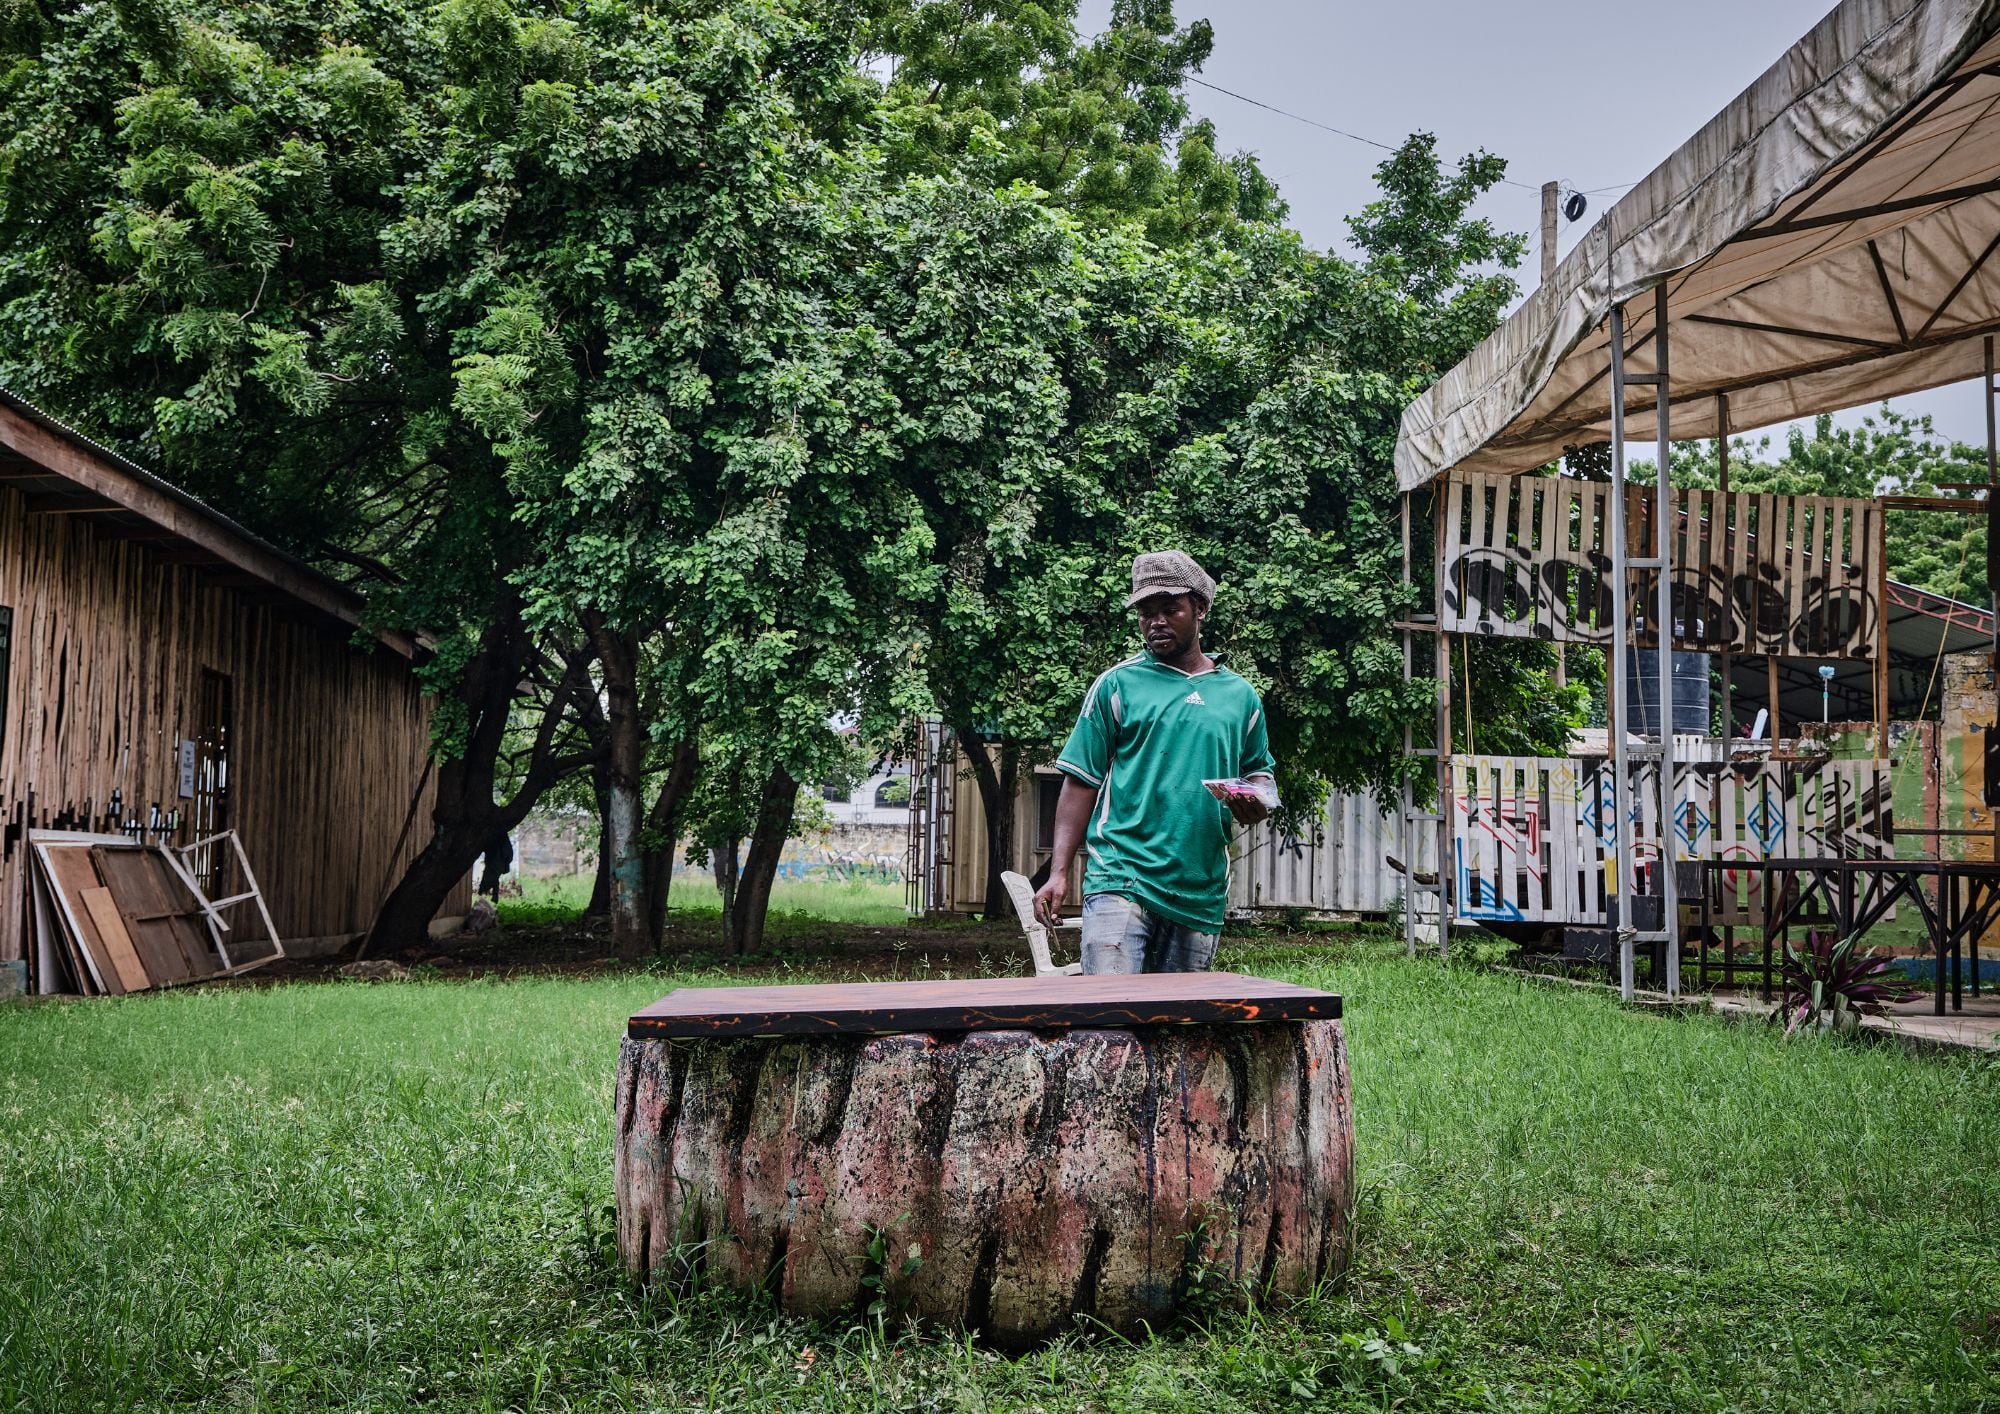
[1079,893,1220,975]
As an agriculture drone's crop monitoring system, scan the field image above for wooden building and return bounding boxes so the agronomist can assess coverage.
[0,390,465,978]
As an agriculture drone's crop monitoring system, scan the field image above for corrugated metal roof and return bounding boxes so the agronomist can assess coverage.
[0,386,414,656]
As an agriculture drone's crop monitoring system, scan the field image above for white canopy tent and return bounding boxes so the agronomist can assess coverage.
[1390,0,2000,1000]
[1396,0,2000,487]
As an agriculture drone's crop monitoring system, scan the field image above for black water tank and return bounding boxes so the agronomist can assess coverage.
[1623,649,1710,737]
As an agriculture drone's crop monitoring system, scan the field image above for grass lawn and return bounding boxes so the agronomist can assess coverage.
[506,875,912,928]
[2,928,1997,1411]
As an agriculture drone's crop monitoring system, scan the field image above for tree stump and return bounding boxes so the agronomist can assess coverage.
[613,976,1351,1347]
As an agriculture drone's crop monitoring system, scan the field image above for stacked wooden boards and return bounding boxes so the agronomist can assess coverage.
[26,830,280,995]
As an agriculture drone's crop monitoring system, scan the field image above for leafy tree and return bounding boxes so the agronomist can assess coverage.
[892,131,1577,920]
[0,0,609,945]
[1,0,1578,952]
[868,0,1283,242]
[0,0,881,950]
[404,0,903,956]
[819,175,1106,917]
[1091,151,1569,799]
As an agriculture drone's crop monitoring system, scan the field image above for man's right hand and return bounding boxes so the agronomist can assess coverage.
[1032,868,1068,931]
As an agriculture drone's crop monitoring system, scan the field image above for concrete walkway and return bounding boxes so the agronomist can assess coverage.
[1709,989,2000,1052]
[1501,966,2000,1053]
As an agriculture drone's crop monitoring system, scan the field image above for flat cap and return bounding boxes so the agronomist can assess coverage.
[1125,550,1216,609]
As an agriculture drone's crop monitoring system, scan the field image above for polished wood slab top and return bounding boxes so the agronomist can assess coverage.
[627,973,1341,1038]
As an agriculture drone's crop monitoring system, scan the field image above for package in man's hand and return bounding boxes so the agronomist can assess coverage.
[1202,777,1279,809]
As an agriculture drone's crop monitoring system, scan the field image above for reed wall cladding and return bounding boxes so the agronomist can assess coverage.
[0,485,464,964]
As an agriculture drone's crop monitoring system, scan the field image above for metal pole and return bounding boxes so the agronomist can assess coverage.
[1609,304,1638,999]
[1716,392,1733,981]
[1436,485,1453,965]
[1987,337,1998,883]
[1655,284,1680,999]
[1402,490,1417,959]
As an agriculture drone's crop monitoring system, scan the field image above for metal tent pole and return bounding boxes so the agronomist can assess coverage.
[1653,285,1681,998]
[1716,392,1733,985]
[1397,487,1447,959]
[1988,335,1997,671]
[1402,491,1418,958]
[1608,304,1638,999]
[1435,485,1453,964]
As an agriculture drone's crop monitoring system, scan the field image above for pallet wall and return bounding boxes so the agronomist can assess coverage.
[1450,751,1893,925]
[0,486,467,965]
[1442,472,1883,658]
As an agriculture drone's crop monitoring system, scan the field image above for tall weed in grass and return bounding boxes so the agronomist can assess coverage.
[0,934,1996,1409]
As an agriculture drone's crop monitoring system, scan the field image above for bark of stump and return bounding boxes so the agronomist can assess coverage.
[614,1020,1352,1347]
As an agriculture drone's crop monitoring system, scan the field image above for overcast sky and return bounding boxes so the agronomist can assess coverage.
[1083,0,1993,449]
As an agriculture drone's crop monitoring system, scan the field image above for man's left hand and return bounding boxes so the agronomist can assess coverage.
[1227,796,1270,827]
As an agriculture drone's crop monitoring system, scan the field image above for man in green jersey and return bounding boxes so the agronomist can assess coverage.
[1033,550,1276,973]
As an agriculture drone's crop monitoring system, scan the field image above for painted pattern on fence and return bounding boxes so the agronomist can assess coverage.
[1449,754,1892,925]
[1442,473,1882,659]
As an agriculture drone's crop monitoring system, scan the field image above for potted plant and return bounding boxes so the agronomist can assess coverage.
[1778,929,1921,1037]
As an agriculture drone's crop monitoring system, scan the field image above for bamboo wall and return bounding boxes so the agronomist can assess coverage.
[0,486,467,965]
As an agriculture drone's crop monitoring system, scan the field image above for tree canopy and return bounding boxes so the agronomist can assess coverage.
[0,0,1570,940]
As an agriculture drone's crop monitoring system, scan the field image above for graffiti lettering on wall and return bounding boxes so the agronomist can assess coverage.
[1442,473,1881,659]
[669,841,906,885]
[1449,753,1891,925]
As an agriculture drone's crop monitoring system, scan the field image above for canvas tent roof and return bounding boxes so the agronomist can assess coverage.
[1395,0,2000,490]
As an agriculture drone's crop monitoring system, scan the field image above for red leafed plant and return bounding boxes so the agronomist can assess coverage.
[1779,930,1922,1036]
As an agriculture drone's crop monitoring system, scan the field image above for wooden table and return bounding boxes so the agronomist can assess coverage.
[1695,857,2000,1012]
[614,974,1351,1348]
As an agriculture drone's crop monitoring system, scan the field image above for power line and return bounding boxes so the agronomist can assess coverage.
[1185,75,1638,199]
[1185,76,1402,156]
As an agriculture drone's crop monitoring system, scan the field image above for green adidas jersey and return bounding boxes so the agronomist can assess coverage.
[1055,651,1276,933]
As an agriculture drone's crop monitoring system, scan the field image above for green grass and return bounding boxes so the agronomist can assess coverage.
[2,931,1998,1410]
[503,874,912,928]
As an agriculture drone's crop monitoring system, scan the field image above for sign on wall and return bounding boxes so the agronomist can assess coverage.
[177,740,197,800]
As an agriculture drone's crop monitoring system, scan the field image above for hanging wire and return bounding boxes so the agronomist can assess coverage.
[1183,76,1640,199]
[1461,634,1477,758]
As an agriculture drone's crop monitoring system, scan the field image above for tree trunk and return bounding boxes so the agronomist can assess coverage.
[714,837,741,946]
[364,611,600,955]
[960,726,1019,921]
[727,764,800,956]
[642,740,700,945]
[587,619,649,963]
[586,764,612,916]
[367,812,490,952]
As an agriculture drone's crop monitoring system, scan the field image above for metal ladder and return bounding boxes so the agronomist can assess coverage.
[1399,487,1450,961]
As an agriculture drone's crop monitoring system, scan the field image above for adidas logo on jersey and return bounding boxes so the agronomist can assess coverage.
[1184,691,1205,705]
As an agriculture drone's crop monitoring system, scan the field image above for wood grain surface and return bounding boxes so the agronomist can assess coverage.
[628,972,1341,1038]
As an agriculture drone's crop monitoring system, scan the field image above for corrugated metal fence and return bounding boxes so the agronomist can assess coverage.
[1228,791,1431,916]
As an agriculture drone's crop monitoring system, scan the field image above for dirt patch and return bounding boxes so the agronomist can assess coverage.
[251,910,1033,985]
